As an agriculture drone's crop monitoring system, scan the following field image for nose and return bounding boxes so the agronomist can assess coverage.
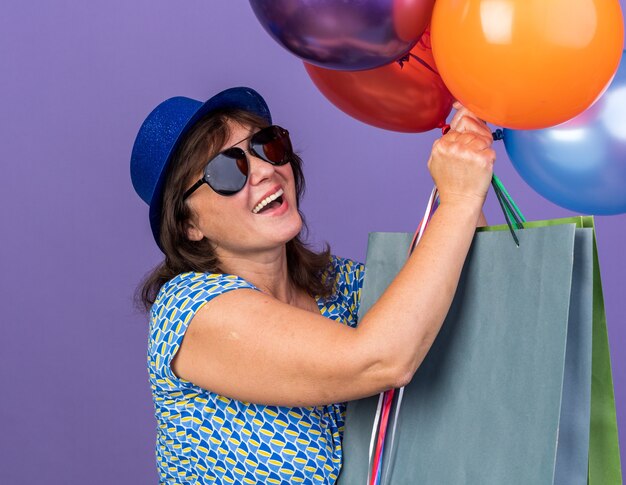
[246,152,276,186]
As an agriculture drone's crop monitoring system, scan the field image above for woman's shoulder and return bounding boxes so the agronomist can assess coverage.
[153,271,257,313]
[148,271,257,393]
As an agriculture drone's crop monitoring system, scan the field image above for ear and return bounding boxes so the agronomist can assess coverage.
[185,219,204,242]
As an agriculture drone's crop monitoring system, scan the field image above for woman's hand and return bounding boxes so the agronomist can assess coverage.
[428,103,495,209]
[449,101,492,137]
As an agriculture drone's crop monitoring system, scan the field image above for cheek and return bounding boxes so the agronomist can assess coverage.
[280,163,295,180]
[189,195,221,232]
[277,164,298,195]
[196,194,251,238]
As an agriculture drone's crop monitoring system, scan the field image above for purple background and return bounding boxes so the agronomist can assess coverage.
[1,2,624,483]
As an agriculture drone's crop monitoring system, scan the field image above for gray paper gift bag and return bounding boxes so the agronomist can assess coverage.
[338,220,621,485]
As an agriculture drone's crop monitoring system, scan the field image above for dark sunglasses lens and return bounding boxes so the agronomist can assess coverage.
[251,126,292,165]
[205,149,248,195]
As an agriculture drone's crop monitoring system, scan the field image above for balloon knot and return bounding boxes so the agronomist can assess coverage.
[492,129,504,141]
[396,54,410,69]
[441,124,451,135]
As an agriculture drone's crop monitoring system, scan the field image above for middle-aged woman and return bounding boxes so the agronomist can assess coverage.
[130,87,494,484]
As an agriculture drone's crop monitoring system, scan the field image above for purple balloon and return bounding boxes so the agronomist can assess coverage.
[249,0,434,71]
[504,51,626,215]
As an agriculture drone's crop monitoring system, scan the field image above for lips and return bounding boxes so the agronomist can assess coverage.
[252,186,284,214]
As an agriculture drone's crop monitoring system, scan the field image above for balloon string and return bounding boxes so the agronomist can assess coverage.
[366,187,439,485]
[366,393,385,484]
[395,53,439,76]
[417,29,432,50]
[408,54,439,75]
[370,389,395,485]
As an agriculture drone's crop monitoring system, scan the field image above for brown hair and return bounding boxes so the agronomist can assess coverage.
[138,108,334,311]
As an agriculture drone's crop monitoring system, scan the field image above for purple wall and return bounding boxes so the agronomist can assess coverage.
[1,1,624,483]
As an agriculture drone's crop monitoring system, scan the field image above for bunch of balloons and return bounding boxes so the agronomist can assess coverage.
[249,0,449,132]
[249,0,626,214]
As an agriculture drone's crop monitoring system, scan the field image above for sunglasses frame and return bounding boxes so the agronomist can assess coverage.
[182,125,292,200]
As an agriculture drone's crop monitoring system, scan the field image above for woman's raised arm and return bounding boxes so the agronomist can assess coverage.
[172,114,495,407]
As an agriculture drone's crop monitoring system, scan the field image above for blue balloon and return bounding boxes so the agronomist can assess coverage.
[503,51,626,215]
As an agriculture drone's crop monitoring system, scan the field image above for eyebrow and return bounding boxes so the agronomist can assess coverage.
[228,127,260,150]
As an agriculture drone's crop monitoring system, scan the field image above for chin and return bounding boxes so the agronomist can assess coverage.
[279,215,304,244]
[251,203,303,247]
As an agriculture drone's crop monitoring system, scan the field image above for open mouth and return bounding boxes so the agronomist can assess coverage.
[252,188,285,214]
[255,195,284,214]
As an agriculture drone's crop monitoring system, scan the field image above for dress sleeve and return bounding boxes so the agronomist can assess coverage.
[331,256,365,328]
[147,272,258,393]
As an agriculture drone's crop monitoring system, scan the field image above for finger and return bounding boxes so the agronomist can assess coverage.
[428,139,440,169]
[454,132,493,152]
[450,107,487,129]
[453,100,463,110]
[449,109,467,130]
[450,106,488,131]
[456,116,492,138]
[450,110,481,132]
[443,129,464,143]
[446,129,491,148]
[468,136,494,152]
[483,148,497,164]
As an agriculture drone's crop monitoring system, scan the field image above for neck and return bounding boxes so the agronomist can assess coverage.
[217,244,297,304]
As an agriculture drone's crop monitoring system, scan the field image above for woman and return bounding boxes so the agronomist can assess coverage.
[130,87,494,484]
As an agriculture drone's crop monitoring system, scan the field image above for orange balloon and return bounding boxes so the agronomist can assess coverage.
[431,0,624,129]
[305,32,454,133]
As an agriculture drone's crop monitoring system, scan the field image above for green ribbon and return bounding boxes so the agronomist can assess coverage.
[490,174,526,246]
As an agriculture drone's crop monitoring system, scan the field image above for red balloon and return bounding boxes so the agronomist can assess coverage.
[305,32,453,133]
[393,0,436,42]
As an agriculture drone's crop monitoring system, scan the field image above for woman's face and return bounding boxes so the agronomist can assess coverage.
[184,119,303,258]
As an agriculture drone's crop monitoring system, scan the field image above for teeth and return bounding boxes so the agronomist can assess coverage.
[252,188,284,214]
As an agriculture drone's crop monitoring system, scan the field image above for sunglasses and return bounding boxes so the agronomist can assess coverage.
[183,125,293,199]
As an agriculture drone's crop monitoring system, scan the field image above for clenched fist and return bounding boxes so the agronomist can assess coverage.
[427,104,495,209]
